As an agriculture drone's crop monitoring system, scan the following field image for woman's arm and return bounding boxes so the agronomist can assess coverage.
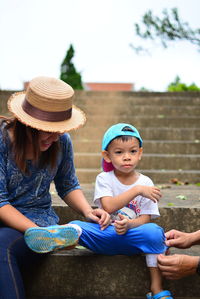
[0,204,38,232]
[63,189,110,230]
[63,189,93,217]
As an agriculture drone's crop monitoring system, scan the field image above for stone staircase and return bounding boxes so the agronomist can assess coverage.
[1,90,200,298]
[70,91,200,185]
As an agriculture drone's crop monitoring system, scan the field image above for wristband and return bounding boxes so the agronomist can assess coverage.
[196,258,200,275]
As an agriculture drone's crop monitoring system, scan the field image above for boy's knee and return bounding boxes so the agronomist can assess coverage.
[141,223,165,243]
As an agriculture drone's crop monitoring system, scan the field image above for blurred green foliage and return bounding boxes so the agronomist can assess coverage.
[60,44,83,90]
[167,76,200,92]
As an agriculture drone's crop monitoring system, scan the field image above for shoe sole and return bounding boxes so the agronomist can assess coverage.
[24,225,79,253]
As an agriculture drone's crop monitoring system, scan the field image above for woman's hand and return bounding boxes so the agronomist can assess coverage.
[165,229,194,248]
[157,254,199,279]
[114,214,130,235]
[86,208,111,230]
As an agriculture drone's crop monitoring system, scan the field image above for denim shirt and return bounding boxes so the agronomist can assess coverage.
[0,126,80,226]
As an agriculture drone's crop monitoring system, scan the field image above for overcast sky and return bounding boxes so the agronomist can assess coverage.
[0,0,200,91]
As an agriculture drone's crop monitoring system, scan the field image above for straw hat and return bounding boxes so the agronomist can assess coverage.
[7,76,86,133]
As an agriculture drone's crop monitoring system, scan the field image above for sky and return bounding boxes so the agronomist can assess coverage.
[0,0,200,91]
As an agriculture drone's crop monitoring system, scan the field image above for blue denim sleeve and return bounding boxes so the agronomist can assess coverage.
[54,133,80,199]
[0,131,10,208]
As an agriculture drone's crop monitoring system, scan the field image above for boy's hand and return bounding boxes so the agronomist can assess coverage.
[137,185,162,202]
[114,214,130,235]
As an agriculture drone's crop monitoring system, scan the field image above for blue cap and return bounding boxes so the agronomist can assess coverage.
[102,123,143,172]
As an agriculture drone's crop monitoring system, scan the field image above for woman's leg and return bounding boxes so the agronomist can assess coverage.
[0,227,43,299]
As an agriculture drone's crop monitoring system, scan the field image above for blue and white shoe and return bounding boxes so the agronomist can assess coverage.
[24,224,80,253]
[146,290,174,299]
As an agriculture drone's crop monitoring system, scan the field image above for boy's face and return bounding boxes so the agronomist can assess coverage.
[102,137,143,174]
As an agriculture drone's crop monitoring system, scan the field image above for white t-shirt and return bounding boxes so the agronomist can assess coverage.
[94,171,160,221]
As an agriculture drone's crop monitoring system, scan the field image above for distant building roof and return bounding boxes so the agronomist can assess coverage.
[24,81,134,91]
[84,82,134,91]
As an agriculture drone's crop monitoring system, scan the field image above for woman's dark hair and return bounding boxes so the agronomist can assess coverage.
[1,117,60,174]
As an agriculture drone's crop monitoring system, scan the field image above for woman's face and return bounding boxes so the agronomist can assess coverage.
[38,131,61,151]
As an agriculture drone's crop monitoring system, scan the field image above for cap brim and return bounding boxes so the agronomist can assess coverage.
[102,159,114,172]
[8,92,86,133]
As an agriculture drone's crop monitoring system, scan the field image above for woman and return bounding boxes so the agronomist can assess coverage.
[0,76,110,299]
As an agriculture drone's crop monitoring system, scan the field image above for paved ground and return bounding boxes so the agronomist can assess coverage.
[51,183,200,208]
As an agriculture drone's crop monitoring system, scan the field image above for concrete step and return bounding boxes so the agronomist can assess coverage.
[24,247,200,299]
[70,127,200,141]
[74,153,200,171]
[74,91,200,106]
[72,140,200,154]
[1,91,200,112]
[24,185,200,298]
[78,103,200,117]
[84,116,200,128]
[76,169,200,184]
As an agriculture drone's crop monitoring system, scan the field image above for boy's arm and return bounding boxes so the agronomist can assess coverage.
[128,214,151,228]
[101,185,161,214]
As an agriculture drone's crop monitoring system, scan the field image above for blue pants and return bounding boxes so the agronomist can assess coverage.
[0,226,44,299]
[70,221,167,255]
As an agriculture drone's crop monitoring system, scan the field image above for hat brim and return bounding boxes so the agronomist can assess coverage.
[8,92,86,133]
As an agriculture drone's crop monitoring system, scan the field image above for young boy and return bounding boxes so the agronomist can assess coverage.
[25,123,173,299]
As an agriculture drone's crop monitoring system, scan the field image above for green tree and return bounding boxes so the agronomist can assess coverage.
[167,75,200,91]
[132,8,200,54]
[60,44,83,90]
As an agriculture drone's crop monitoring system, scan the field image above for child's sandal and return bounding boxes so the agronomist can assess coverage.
[146,290,174,299]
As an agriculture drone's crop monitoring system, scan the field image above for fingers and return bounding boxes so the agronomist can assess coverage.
[164,230,188,248]
[115,227,126,235]
[114,222,127,234]
[93,208,111,230]
[157,254,197,280]
[165,238,179,247]
[157,254,177,266]
[152,187,162,202]
[146,186,162,202]
[100,215,111,230]
[157,254,177,279]
[118,214,125,220]
[114,215,128,235]
[118,214,128,220]
[165,229,179,240]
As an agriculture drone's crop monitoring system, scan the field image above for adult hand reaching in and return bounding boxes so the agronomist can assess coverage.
[157,254,200,279]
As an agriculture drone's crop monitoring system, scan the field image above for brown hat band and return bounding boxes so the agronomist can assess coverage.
[22,98,72,122]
